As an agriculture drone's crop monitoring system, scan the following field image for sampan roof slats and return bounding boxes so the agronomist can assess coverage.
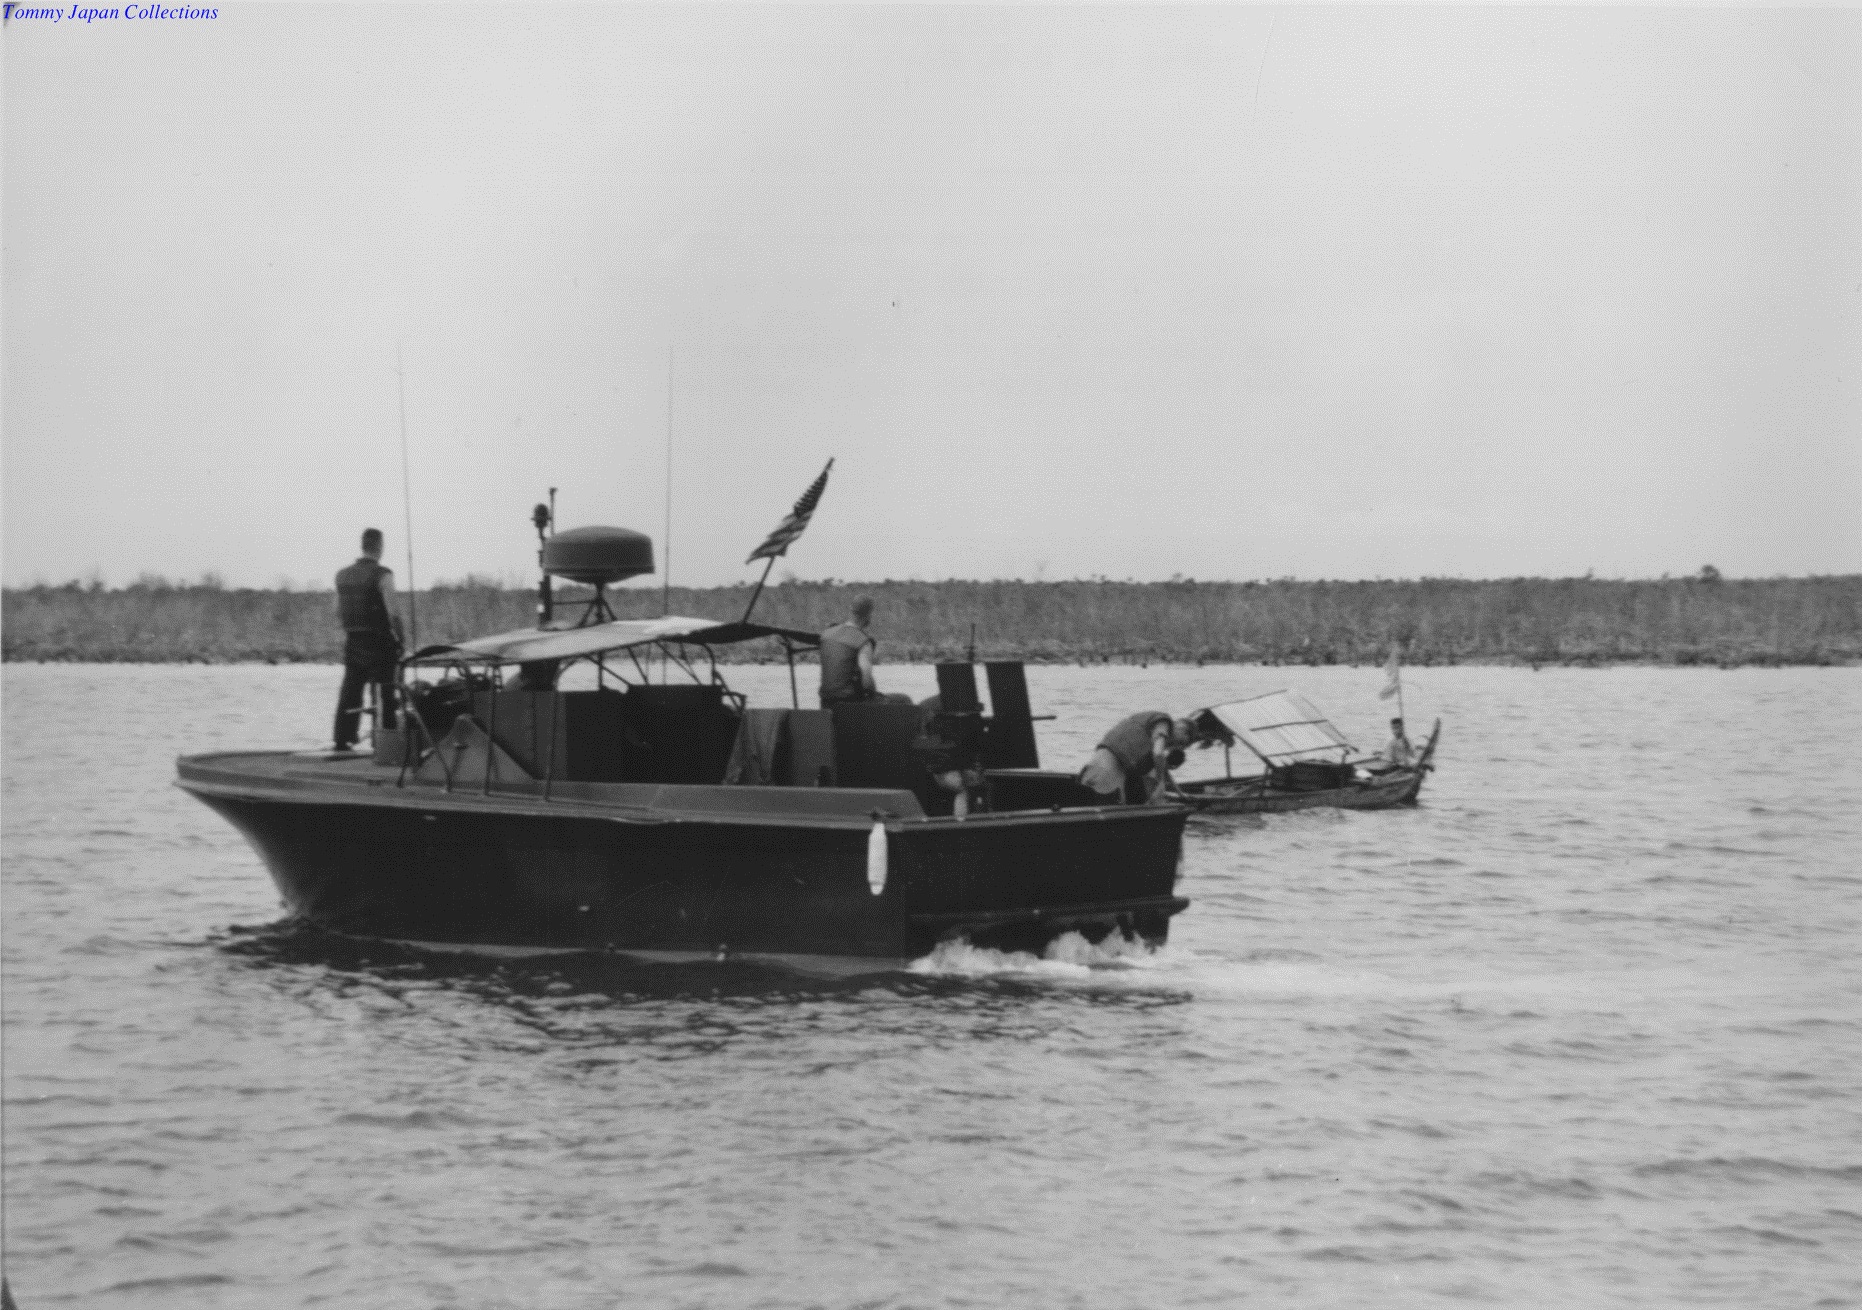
[409,616,820,666]
[1204,690,1355,764]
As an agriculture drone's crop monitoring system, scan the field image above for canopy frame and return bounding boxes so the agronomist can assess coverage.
[402,616,819,711]
[405,615,819,669]
[1189,691,1358,769]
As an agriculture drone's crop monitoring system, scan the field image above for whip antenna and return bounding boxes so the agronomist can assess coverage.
[397,341,418,652]
[662,345,673,619]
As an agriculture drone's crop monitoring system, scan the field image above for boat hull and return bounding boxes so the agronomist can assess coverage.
[1177,766,1426,815]
[180,753,1188,967]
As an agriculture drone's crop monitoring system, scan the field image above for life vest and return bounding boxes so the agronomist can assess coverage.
[335,558,393,636]
[817,621,872,705]
[1098,711,1173,774]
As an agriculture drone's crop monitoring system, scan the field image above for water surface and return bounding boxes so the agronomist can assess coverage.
[4,663,1859,1307]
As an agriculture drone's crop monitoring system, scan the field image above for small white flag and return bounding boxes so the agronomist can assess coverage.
[1379,646,1402,700]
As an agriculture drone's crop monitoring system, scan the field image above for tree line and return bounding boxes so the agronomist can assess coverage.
[4,572,1856,666]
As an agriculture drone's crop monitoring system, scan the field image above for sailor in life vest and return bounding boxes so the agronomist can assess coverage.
[1078,711,1203,804]
[331,528,406,751]
[817,596,912,708]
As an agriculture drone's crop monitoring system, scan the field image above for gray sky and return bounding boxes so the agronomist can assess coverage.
[4,3,1858,590]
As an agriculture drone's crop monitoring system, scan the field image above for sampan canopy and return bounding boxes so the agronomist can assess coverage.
[1190,690,1356,765]
[408,616,820,667]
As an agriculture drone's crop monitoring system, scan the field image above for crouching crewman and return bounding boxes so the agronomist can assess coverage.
[1077,711,1204,805]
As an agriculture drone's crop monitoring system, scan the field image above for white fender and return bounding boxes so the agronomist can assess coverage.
[866,821,888,896]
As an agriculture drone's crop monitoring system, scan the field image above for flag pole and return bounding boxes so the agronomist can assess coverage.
[742,557,776,625]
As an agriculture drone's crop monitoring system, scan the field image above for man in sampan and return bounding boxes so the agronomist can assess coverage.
[1078,711,1204,805]
[817,596,912,708]
[331,527,406,752]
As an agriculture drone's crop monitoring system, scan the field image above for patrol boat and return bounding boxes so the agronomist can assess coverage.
[175,516,1188,975]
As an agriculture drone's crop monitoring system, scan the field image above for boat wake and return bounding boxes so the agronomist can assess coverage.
[906,941,1425,1000]
[909,930,1170,980]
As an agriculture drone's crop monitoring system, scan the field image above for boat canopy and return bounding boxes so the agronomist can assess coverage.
[408,616,820,667]
[1190,691,1356,765]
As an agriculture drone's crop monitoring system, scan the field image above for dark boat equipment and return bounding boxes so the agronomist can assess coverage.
[532,496,554,624]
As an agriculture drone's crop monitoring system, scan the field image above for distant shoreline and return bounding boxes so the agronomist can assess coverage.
[5,575,1858,668]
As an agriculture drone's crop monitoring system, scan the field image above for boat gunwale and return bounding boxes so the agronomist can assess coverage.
[175,752,1189,832]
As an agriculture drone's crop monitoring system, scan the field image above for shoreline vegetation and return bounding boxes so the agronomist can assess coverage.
[5,573,1858,668]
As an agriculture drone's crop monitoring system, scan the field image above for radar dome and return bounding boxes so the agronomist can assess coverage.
[542,526,655,586]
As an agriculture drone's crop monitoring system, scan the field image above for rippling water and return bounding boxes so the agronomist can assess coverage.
[4,662,1859,1307]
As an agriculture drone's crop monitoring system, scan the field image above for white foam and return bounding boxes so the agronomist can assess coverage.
[908,931,1171,980]
[1044,929,1167,969]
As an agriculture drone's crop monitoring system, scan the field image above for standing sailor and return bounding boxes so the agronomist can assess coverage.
[1078,712,1201,804]
[331,527,405,751]
[1379,717,1415,769]
[818,596,911,707]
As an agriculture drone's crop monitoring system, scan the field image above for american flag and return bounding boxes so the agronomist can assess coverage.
[746,459,834,564]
